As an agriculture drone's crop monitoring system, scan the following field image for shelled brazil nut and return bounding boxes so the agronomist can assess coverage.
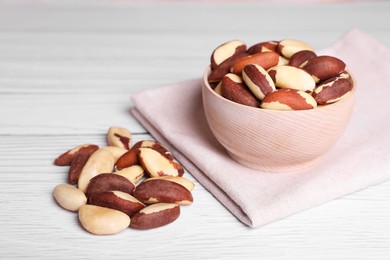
[208,39,354,110]
[52,127,194,235]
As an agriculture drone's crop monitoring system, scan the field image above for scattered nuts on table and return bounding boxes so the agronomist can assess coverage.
[53,127,194,235]
[208,39,354,110]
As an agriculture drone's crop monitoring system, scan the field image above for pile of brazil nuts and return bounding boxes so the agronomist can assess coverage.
[53,127,194,235]
[208,39,354,110]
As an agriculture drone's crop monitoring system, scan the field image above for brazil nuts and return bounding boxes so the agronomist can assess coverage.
[208,38,354,111]
[53,127,194,234]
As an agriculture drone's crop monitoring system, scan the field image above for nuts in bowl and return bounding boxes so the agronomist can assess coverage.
[202,39,356,172]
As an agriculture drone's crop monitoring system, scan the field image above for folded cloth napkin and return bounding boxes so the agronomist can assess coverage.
[131,28,390,228]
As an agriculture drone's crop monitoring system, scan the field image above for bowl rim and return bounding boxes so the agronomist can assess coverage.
[203,66,356,113]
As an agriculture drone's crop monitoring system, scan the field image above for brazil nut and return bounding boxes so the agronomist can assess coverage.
[242,64,275,100]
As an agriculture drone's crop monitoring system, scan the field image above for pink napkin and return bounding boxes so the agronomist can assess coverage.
[131,29,390,227]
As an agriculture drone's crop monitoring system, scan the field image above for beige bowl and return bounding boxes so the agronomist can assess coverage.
[202,67,356,172]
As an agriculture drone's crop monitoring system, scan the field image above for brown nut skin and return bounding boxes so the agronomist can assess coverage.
[303,55,346,83]
[247,41,279,54]
[88,190,145,217]
[130,203,180,230]
[230,52,280,74]
[288,50,317,68]
[208,52,249,84]
[68,145,100,184]
[54,144,99,166]
[133,178,193,205]
[210,40,246,69]
[86,173,135,198]
[115,140,173,171]
[261,89,317,111]
[312,74,353,105]
[221,73,259,107]
[242,64,276,100]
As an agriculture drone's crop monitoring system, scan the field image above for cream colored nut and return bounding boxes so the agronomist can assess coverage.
[267,65,316,92]
[242,64,275,100]
[144,176,195,191]
[101,146,128,162]
[53,184,87,211]
[54,144,99,166]
[213,81,222,96]
[210,40,246,68]
[114,165,145,184]
[130,203,180,230]
[133,178,193,205]
[88,191,145,217]
[261,89,317,111]
[107,127,132,150]
[277,39,314,59]
[78,205,130,235]
[77,149,115,193]
[277,56,289,66]
[138,147,184,177]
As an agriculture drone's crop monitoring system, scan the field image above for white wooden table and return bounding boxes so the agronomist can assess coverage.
[1,1,390,259]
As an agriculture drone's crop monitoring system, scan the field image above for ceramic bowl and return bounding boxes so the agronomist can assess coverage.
[202,67,356,172]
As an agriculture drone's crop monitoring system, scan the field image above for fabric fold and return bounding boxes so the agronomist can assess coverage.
[131,28,390,227]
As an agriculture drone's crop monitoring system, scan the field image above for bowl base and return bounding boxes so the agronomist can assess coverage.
[228,152,323,173]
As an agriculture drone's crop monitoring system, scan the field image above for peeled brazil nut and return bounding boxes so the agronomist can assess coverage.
[247,41,278,54]
[101,146,128,162]
[79,205,130,235]
[261,89,317,111]
[288,50,317,68]
[277,39,314,59]
[138,147,184,177]
[230,51,280,74]
[107,127,132,150]
[221,73,259,107]
[114,165,145,184]
[130,203,180,230]
[86,173,135,198]
[210,40,246,69]
[88,191,145,217]
[242,64,276,100]
[53,184,87,211]
[77,149,115,193]
[267,65,316,92]
[303,55,346,83]
[133,178,193,205]
[312,74,353,105]
[54,144,99,166]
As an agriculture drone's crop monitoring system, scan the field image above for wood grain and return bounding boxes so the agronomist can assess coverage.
[1,1,390,259]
